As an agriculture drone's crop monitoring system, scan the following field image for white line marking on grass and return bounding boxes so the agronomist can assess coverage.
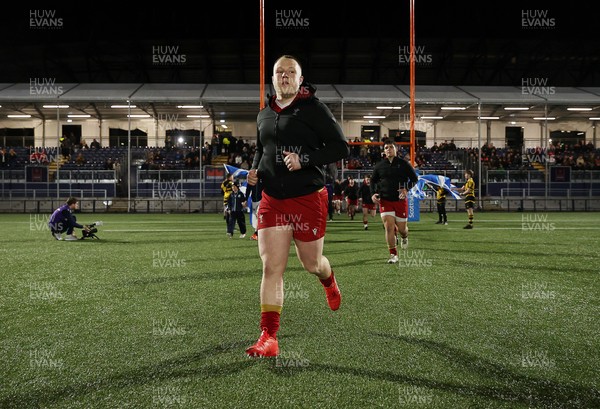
[105,229,223,232]
[105,220,227,224]
[454,227,600,230]
[439,219,595,223]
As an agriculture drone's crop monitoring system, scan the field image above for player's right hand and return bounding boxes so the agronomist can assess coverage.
[371,193,380,204]
[247,169,258,186]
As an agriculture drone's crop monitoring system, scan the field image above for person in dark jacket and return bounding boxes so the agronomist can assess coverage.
[371,138,418,263]
[343,176,359,220]
[245,55,349,358]
[359,174,377,230]
[226,181,247,238]
[48,197,88,241]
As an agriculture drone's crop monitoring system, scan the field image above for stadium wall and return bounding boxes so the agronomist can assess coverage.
[1,197,598,214]
[3,117,597,150]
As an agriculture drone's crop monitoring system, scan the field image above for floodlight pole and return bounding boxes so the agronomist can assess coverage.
[259,0,265,110]
[199,115,203,199]
[127,101,131,212]
[409,0,416,166]
[56,103,60,199]
[544,103,548,205]
[477,101,482,209]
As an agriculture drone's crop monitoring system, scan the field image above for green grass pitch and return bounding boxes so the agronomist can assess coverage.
[1,211,599,408]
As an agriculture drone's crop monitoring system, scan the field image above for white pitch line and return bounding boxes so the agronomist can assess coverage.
[444,227,600,230]
[104,229,224,232]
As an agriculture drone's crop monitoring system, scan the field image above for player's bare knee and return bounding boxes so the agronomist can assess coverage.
[299,258,319,274]
[262,263,285,278]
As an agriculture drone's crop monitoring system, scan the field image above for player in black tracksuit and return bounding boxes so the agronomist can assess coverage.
[251,88,348,200]
[245,55,349,358]
[359,175,376,230]
[226,182,247,238]
[370,139,418,263]
[343,178,359,220]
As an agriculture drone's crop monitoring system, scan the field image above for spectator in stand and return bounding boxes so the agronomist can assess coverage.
[236,138,245,154]
[174,149,184,162]
[165,136,173,151]
[352,137,361,157]
[104,157,114,170]
[213,134,220,156]
[8,148,18,164]
[203,142,212,165]
[235,153,243,166]
[185,149,195,168]
[0,147,6,165]
[113,160,121,180]
[60,135,71,160]
[29,149,48,164]
[90,139,101,149]
[75,152,86,165]
[80,140,89,150]
[222,135,231,154]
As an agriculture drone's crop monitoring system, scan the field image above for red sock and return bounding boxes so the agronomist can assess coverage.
[319,270,334,287]
[260,311,280,338]
[389,247,398,256]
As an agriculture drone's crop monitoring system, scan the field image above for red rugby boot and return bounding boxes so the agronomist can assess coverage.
[324,274,341,311]
[246,328,279,357]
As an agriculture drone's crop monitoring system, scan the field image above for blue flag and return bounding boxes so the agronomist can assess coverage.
[223,164,249,178]
[410,173,462,200]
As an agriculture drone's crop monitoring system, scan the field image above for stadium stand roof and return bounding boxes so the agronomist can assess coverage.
[1,84,599,123]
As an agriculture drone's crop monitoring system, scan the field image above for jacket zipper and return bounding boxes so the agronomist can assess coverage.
[274,113,285,191]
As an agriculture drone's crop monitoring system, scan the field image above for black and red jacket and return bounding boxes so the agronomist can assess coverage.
[252,83,349,199]
[370,156,419,201]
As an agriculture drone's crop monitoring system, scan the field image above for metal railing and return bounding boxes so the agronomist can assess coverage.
[0,189,108,199]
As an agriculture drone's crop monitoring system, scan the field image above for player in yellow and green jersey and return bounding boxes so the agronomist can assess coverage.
[435,185,448,225]
[454,170,476,229]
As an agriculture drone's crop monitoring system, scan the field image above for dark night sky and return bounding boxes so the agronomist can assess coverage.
[0,1,598,86]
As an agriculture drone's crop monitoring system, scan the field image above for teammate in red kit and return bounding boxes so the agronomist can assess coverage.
[370,138,418,263]
[245,55,349,357]
[359,174,376,230]
[332,178,343,215]
[343,176,359,220]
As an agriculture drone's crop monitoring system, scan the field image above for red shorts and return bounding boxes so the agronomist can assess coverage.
[333,194,343,201]
[257,189,328,242]
[346,198,358,206]
[362,203,376,210]
[379,199,408,221]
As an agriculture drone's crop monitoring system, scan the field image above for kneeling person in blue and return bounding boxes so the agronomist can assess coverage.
[226,181,248,238]
[49,197,89,241]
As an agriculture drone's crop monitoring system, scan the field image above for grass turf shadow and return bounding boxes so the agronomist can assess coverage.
[0,341,259,408]
[264,333,599,407]
[365,333,600,408]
